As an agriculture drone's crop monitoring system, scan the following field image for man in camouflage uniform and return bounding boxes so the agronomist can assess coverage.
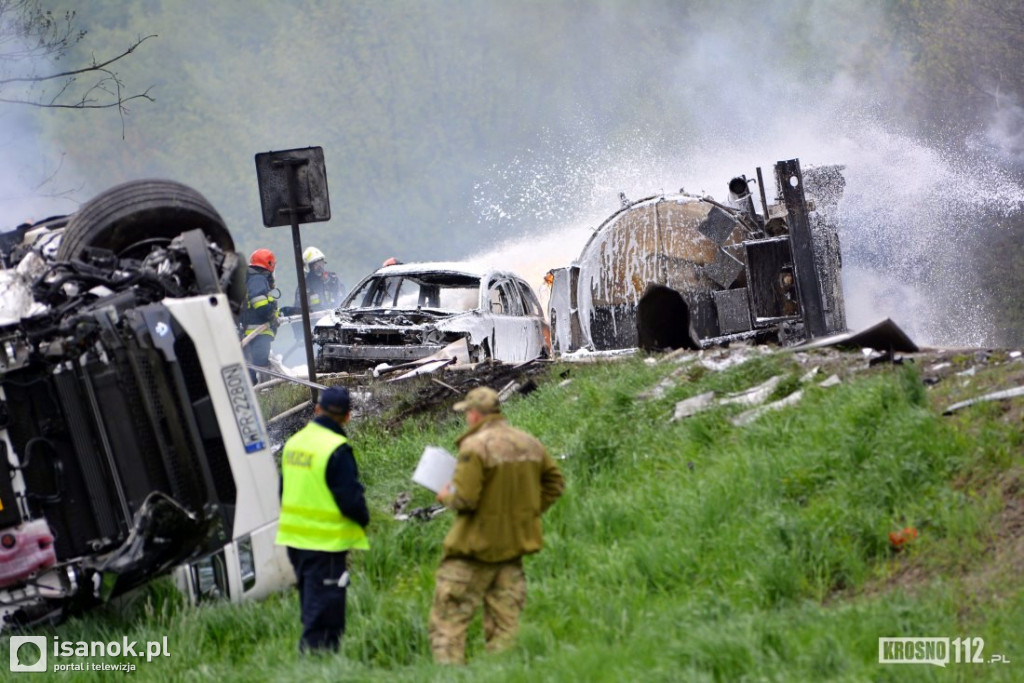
[429,386,565,664]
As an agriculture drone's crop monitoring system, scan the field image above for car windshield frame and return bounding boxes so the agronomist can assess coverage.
[344,272,481,312]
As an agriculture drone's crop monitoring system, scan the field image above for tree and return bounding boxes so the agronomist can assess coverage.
[0,0,154,136]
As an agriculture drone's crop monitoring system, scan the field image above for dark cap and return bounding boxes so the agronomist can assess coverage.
[318,386,351,416]
[453,386,501,414]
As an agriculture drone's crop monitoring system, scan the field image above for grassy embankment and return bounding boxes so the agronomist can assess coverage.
[10,349,1024,681]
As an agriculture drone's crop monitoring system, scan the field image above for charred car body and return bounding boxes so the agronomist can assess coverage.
[547,158,846,353]
[0,180,290,630]
[313,262,550,372]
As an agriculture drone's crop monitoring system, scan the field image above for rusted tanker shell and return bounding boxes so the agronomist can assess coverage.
[578,195,745,349]
[553,158,847,354]
[582,196,743,306]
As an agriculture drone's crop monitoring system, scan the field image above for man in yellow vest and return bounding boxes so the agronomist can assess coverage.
[276,386,369,653]
[429,386,565,664]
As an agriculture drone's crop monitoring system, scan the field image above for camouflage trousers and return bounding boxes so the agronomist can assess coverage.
[428,557,526,664]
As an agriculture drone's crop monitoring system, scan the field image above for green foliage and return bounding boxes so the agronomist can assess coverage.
[16,353,1021,681]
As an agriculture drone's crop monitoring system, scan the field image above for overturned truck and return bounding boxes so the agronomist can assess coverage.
[0,181,291,631]
[548,158,846,353]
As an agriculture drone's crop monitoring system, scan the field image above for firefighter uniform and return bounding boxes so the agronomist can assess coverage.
[276,387,369,653]
[294,246,345,312]
[295,269,345,312]
[242,249,279,382]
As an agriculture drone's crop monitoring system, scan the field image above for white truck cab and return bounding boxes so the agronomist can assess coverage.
[0,181,293,630]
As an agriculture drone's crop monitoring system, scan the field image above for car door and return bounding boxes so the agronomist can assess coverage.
[512,277,548,359]
[486,276,534,362]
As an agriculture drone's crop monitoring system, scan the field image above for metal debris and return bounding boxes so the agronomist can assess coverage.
[497,380,521,402]
[698,347,769,372]
[732,389,805,426]
[671,391,716,421]
[728,369,843,425]
[386,357,455,382]
[391,491,446,521]
[791,318,919,353]
[943,385,1024,415]
[637,376,677,400]
[719,375,784,406]
[431,377,460,393]
[391,491,412,517]
[404,504,447,521]
[659,347,698,364]
[800,366,820,382]
[267,400,314,426]
[559,347,639,363]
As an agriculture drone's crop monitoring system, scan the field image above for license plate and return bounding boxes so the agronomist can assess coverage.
[221,363,267,453]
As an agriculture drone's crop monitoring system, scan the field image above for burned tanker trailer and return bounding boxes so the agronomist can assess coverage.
[547,158,847,353]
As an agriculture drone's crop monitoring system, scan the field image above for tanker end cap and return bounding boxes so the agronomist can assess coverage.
[728,176,750,198]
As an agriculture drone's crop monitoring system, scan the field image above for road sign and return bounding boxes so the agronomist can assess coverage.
[254,147,330,227]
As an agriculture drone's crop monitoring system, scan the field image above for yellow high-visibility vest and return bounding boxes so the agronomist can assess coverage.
[275,422,369,551]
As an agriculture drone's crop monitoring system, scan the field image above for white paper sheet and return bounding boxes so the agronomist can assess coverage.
[412,446,457,493]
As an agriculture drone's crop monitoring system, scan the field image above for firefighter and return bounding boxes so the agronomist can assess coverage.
[276,386,370,653]
[294,246,345,312]
[242,248,279,382]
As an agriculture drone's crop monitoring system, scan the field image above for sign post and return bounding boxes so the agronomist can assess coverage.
[254,146,331,402]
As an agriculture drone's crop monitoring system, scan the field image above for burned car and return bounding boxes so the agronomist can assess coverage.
[0,180,291,630]
[313,262,550,372]
[548,158,847,353]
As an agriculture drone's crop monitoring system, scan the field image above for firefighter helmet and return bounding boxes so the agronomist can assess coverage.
[249,248,276,272]
[302,246,326,269]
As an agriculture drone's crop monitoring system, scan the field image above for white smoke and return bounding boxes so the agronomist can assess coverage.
[0,108,82,224]
[981,94,1024,167]
[470,104,1024,348]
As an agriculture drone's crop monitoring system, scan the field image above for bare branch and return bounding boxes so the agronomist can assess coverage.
[0,33,156,86]
[0,89,153,109]
[0,4,155,118]
[31,151,64,191]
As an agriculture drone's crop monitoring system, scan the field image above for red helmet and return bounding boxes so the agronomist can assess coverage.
[249,248,276,272]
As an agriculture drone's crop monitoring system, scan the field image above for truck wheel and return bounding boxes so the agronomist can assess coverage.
[57,179,234,262]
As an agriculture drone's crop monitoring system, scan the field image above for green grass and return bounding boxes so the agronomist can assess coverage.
[5,351,1023,681]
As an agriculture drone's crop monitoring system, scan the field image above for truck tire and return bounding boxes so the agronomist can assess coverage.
[58,179,234,262]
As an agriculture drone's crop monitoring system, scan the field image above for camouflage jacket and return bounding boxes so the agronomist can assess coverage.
[440,414,565,563]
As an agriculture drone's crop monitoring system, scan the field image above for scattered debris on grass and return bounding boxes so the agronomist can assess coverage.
[719,375,785,407]
[732,389,805,426]
[944,385,1024,415]
[671,391,716,422]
